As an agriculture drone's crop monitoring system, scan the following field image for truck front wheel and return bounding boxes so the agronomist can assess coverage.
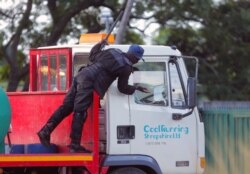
[109,167,146,174]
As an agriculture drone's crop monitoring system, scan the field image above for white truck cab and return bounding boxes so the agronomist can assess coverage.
[102,44,205,174]
[32,33,205,174]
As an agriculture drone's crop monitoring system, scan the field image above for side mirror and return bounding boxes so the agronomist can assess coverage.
[187,77,197,108]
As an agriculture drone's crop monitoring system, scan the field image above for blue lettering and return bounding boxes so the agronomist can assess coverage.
[143,124,190,140]
[144,125,149,132]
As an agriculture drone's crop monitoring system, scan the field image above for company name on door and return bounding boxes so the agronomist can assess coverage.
[144,124,189,140]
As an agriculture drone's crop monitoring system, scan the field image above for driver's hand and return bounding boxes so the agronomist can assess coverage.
[136,86,150,93]
[100,39,109,46]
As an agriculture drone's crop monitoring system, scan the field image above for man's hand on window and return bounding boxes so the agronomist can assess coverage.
[136,86,150,93]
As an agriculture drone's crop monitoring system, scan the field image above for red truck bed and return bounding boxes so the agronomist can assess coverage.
[1,91,100,173]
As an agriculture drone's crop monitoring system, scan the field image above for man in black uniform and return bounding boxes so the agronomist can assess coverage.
[37,41,148,153]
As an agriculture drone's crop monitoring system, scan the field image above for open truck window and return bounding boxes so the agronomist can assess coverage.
[132,62,168,106]
[168,61,186,108]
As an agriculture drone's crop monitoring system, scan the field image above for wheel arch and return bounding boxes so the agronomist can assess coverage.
[102,155,162,174]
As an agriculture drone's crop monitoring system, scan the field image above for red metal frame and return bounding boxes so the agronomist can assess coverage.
[2,92,100,171]
[56,54,60,90]
[86,92,100,173]
[29,48,72,92]
[2,46,102,173]
[29,49,38,91]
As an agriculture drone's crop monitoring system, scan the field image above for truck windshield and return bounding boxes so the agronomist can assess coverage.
[132,62,167,106]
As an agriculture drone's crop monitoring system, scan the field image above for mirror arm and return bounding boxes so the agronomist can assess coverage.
[172,108,194,120]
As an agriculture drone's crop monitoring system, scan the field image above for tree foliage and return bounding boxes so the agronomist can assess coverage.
[0,0,250,100]
[0,0,113,91]
[153,0,250,100]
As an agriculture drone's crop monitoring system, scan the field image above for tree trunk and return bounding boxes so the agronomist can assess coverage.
[4,0,32,91]
[7,70,20,92]
[46,0,105,46]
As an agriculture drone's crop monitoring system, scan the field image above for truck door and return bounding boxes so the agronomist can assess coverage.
[128,60,198,174]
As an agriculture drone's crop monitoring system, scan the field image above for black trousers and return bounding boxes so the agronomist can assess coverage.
[45,72,94,143]
[63,76,94,113]
[51,78,93,120]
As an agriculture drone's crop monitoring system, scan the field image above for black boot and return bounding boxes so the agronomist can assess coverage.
[37,122,55,147]
[68,144,91,153]
[69,112,91,153]
[37,105,72,147]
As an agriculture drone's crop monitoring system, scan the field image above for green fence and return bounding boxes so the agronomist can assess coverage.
[200,102,250,174]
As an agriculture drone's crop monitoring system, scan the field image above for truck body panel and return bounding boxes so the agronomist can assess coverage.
[0,34,205,174]
[2,92,100,173]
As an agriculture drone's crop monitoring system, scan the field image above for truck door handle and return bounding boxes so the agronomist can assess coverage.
[117,125,135,139]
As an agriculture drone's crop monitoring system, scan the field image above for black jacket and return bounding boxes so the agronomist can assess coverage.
[75,42,136,98]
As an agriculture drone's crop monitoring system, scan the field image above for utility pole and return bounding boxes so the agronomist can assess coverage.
[115,0,134,44]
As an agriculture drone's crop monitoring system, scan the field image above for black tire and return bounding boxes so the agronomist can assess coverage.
[109,167,147,174]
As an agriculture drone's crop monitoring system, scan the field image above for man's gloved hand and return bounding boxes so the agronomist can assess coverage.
[136,86,150,93]
[100,40,109,47]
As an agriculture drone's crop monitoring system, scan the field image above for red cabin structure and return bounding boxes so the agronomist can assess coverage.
[1,34,114,174]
